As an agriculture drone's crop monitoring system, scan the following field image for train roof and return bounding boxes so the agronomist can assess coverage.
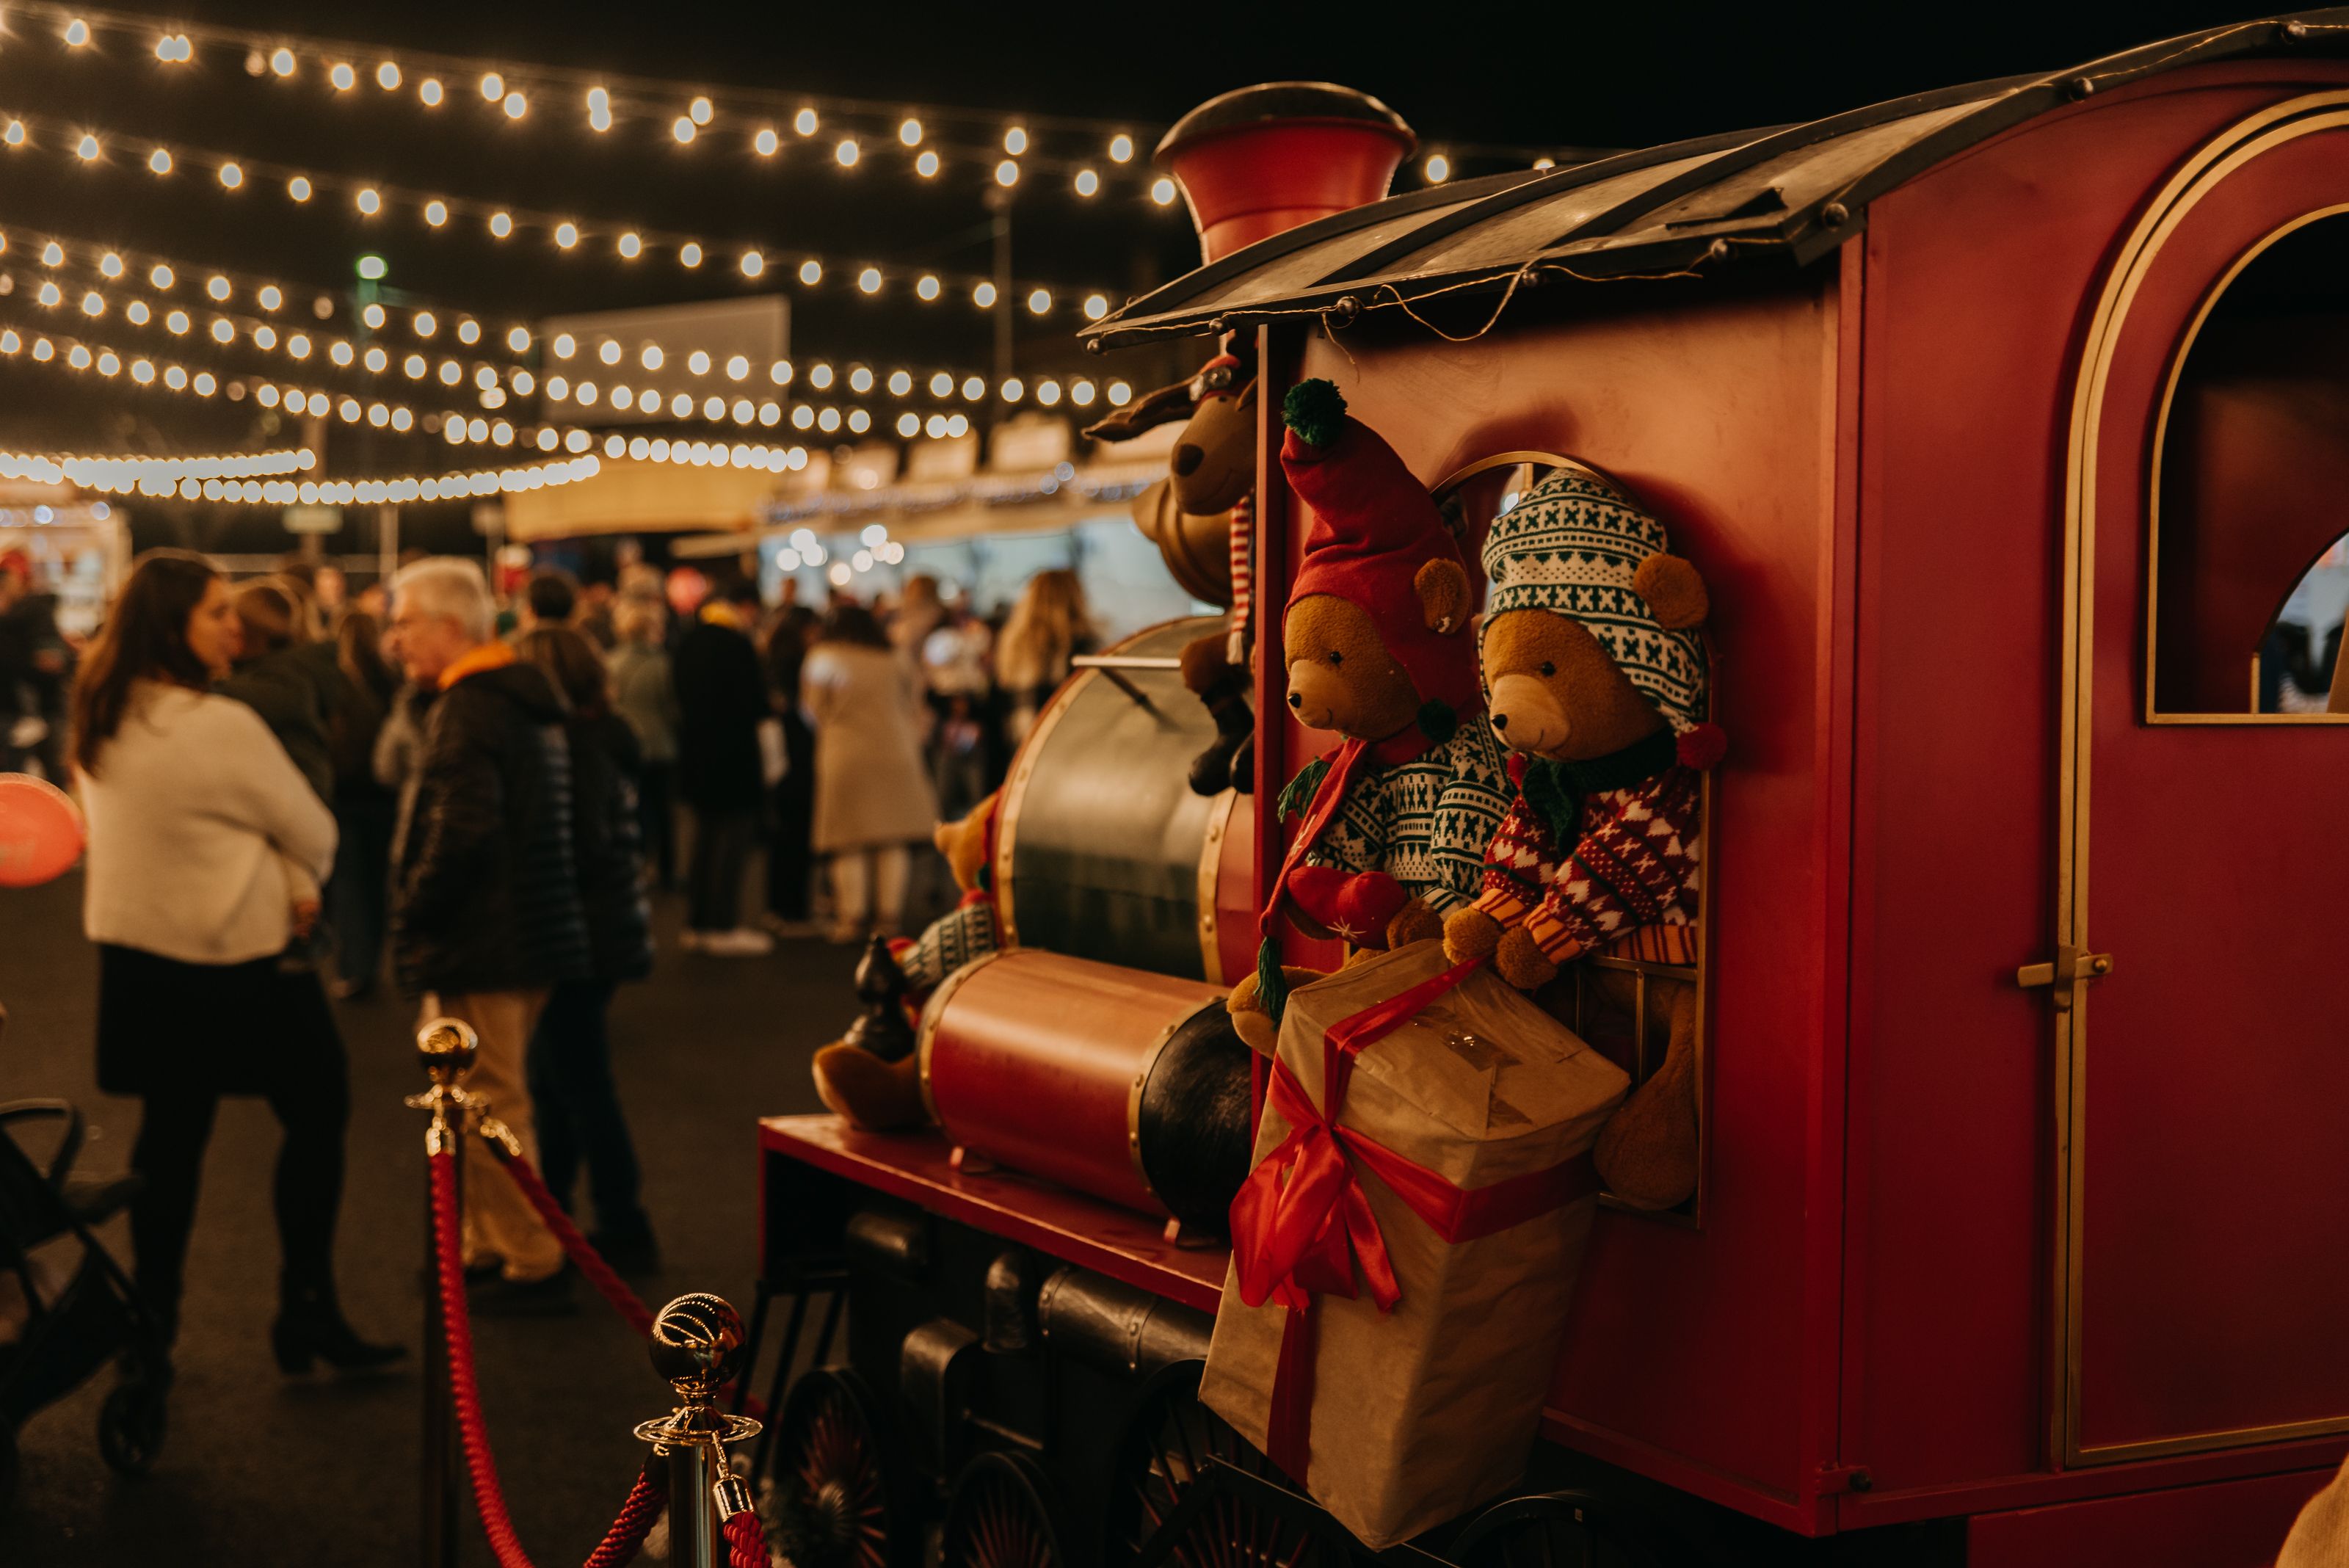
[1085,10,2349,351]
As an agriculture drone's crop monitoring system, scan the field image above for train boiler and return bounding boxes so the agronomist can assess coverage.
[754,18,2349,1567]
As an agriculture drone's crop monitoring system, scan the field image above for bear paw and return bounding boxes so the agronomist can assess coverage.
[1442,907,1506,966]
[1227,967,1326,1056]
[1386,897,1444,950]
[1494,926,1561,991]
[812,1043,929,1132]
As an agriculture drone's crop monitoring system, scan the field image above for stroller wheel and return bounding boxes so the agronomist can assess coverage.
[98,1379,167,1476]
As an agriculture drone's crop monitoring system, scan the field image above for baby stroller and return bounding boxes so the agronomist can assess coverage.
[0,1087,171,1511]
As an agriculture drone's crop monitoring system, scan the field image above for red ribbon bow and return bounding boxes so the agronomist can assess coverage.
[1224,956,1600,1484]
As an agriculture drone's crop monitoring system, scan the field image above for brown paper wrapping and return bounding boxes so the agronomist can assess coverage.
[1200,942,1629,1549]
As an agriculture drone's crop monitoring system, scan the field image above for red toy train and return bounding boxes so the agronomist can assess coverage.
[752,16,2349,1565]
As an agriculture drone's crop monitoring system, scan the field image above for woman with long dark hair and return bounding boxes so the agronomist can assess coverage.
[514,625,659,1272]
[72,550,399,1372]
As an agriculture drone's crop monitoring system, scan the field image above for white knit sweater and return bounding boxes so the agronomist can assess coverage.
[79,681,337,965]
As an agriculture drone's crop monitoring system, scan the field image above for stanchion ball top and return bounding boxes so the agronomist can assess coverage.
[415,1017,479,1081]
[649,1292,746,1398]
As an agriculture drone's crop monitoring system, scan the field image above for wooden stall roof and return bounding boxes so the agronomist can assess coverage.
[1085,11,2349,350]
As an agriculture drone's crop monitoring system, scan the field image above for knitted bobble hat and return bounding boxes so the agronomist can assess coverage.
[1481,465,1724,768]
[1279,379,1483,727]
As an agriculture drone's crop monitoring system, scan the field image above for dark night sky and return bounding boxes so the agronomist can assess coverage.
[0,0,2287,553]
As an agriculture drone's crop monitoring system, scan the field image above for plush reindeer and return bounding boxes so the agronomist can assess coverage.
[1086,344,1260,795]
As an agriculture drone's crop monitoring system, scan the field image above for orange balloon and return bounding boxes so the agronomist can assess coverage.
[0,774,85,887]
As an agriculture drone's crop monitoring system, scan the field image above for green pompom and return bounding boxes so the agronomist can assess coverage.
[1416,698,1458,747]
[1282,378,1347,449]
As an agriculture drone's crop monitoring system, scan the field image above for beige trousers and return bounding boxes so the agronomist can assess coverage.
[422,990,562,1283]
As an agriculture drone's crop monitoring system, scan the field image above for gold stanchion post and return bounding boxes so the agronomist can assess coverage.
[637,1293,763,1568]
[407,1016,479,1568]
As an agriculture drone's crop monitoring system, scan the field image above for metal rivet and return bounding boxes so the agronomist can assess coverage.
[1208,316,1228,333]
[2066,75,2095,99]
[1820,200,1849,227]
[2284,18,2309,40]
[1086,336,1104,354]
[1705,238,1730,261]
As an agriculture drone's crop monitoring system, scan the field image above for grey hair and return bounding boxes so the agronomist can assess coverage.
[391,556,496,642]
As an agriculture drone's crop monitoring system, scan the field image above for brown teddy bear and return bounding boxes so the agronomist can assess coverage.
[810,791,1001,1131]
[1440,465,1721,1210]
[1089,349,1260,796]
[1224,380,1511,1050]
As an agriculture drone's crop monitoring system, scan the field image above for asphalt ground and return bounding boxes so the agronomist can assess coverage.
[0,865,864,1566]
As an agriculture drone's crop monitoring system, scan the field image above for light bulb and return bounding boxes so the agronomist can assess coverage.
[798,259,821,286]
[897,413,919,437]
[207,275,231,301]
[672,116,695,145]
[287,333,310,357]
[404,353,426,378]
[810,363,834,390]
[1150,178,1176,206]
[995,159,1019,187]
[127,300,150,325]
[1027,288,1051,316]
[1110,134,1134,162]
[288,175,312,201]
[479,72,504,101]
[1074,168,1098,197]
[210,318,233,342]
[1071,380,1097,407]
[438,360,460,385]
[725,355,748,380]
[270,47,295,76]
[689,95,714,126]
[36,281,59,307]
[771,360,794,385]
[554,222,578,249]
[424,199,447,226]
[148,148,173,175]
[330,341,353,365]
[741,250,765,277]
[166,309,189,333]
[457,319,480,344]
[835,139,858,167]
[679,242,702,268]
[413,311,436,336]
[507,326,531,352]
[929,371,952,396]
[488,211,512,238]
[898,118,923,147]
[75,135,99,161]
[849,366,874,393]
[3,122,23,146]
[356,187,382,215]
[502,91,526,120]
[259,285,281,310]
[1083,293,1109,321]
[794,108,818,136]
[65,18,91,46]
[915,150,939,178]
[219,161,243,188]
[617,232,642,259]
[1037,380,1061,407]
[753,127,779,156]
[418,77,443,106]
[377,62,401,90]
[973,282,997,308]
[330,62,356,91]
[640,344,664,371]
[962,376,986,401]
[598,340,621,365]
[857,267,882,294]
[1001,377,1024,402]
[687,350,711,374]
[81,291,103,316]
[1424,153,1450,183]
[98,253,123,277]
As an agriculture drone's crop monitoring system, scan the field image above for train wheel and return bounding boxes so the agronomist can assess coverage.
[1105,1371,1318,1568]
[1448,1490,1668,1568]
[766,1368,906,1568]
[940,1452,1063,1568]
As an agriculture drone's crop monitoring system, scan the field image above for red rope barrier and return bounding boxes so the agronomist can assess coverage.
[725,1508,767,1568]
[584,1459,668,1568]
[482,1136,659,1337]
[430,1145,537,1568]
[434,1149,694,1568]
[478,1130,769,1420]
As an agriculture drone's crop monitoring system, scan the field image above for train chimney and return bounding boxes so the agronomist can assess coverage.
[1155,82,1417,263]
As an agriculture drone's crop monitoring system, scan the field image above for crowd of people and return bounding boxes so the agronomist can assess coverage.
[40,541,1100,1376]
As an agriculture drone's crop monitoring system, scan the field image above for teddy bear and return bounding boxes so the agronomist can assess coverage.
[1224,379,1512,1052]
[1088,346,1260,796]
[810,791,1001,1131]
[1439,465,1722,1210]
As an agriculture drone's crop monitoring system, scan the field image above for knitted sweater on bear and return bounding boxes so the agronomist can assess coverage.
[1472,735,1701,964]
[1296,716,1512,918]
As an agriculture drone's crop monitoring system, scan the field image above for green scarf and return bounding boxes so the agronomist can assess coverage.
[1517,727,1679,847]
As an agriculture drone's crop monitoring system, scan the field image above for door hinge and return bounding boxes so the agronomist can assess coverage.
[2016,943,2113,1012]
[1816,1462,1873,1495]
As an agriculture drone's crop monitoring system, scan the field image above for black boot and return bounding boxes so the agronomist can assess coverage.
[272,1285,405,1374]
[1186,667,1255,797]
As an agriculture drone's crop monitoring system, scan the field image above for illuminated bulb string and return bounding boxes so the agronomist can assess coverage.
[0,446,312,487]
[0,106,1114,310]
[137,454,604,507]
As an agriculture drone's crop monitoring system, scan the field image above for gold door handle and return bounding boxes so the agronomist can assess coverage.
[2017,944,2114,1012]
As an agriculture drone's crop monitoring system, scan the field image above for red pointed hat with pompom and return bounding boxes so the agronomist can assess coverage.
[1279,379,1482,728]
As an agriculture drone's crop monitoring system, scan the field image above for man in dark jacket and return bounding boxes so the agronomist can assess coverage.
[672,573,774,954]
[386,557,590,1304]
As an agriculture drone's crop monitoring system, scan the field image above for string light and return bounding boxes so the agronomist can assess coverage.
[0,104,1111,308]
[1423,153,1450,183]
[752,127,778,156]
[1150,178,1177,205]
[835,139,858,167]
[1108,134,1133,162]
[0,447,311,487]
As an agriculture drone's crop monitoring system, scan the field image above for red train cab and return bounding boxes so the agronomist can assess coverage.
[756,16,2349,1565]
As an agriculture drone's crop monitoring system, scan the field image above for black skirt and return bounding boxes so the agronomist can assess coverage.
[95,943,346,1097]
